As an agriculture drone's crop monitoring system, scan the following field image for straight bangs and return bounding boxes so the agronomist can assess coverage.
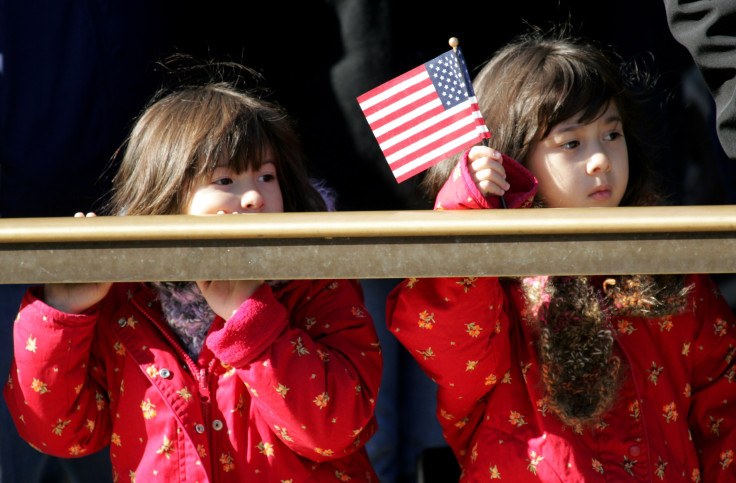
[188,86,273,181]
[533,48,625,142]
[110,65,328,216]
[193,86,327,213]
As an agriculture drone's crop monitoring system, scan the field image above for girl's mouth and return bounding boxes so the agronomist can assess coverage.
[589,186,612,201]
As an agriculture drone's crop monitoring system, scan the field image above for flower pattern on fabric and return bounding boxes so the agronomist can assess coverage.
[662,402,679,423]
[68,443,86,456]
[387,270,736,482]
[456,277,478,293]
[526,451,544,475]
[25,335,37,353]
[648,362,664,385]
[418,311,436,330]
[275,425,293,442]
[3,280,396,481]
[177,388,192,401]
[465,322,482,337]
[157,435,174,459]
[617,319,637,335]
[257,441,275,457]
[220,452,235,472]
[140,399,156,419]
[715,318,729,337]
[721,450,734,470]
[275,383,290,398]
[31,378,49,394]
[509,411,527,427]
[314,392,330,409]
[291,337,310,356]
[416,347,436,360]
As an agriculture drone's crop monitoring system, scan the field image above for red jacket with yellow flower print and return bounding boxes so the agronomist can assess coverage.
[386,151,736,482]
[5,279,382,482]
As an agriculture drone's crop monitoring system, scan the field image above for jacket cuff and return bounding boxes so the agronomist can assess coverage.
[435,150,538,210]
[205,283,288,367]
[24,285,99,326]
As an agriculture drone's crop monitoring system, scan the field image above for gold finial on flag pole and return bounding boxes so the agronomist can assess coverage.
[449,37,459,51]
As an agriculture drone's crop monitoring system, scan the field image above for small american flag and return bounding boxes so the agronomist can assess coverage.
[357,47,490,183]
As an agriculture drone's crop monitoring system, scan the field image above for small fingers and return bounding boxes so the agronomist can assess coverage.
[467,145,499,162]
[469,151,510,196]
[74,212,97,218]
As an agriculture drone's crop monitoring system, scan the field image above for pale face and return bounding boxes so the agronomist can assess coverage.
[526,103,629,208]
[186,160,284,215]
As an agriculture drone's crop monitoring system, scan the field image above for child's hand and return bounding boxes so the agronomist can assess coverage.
[197,280,264,320]
[42,212,112,313]
[44,282,113,314]
[468,146,510,197]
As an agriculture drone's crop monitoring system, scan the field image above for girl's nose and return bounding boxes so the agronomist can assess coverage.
[586,149,611,175]
[240,190,264,211]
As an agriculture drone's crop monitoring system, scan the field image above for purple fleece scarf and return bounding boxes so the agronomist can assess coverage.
[150,281,215,358]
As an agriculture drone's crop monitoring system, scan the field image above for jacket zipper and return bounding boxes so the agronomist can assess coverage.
[130,297,213,422]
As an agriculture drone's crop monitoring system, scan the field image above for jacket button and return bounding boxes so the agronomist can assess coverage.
[117,318,127,327]
[628,445,642,457]
[195,424,205,434]
[212,420,224,431]
[158,368,171,379]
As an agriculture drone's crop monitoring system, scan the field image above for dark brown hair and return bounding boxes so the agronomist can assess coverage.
[422,28,659,206]
[107,59,326,215]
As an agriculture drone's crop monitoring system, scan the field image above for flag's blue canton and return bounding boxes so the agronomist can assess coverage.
[424,50,471,110]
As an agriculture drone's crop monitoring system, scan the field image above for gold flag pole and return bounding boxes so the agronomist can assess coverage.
[448,36,507,208]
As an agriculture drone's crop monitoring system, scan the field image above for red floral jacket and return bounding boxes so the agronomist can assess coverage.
[386,152,736,481]
[5,279,382,482]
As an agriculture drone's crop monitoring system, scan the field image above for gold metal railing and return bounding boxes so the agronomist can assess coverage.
[0,206,734,283]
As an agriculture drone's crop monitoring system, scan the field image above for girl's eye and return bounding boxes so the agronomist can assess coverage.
[605,131,623,141]
[213,177,233,186]
[561,140,579,150]
[259,173,277,183]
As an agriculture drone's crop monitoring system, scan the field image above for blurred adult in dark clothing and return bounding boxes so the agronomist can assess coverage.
[0,2,166,482]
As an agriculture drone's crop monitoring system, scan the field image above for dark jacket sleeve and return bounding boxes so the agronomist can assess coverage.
[664,0,736,161]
